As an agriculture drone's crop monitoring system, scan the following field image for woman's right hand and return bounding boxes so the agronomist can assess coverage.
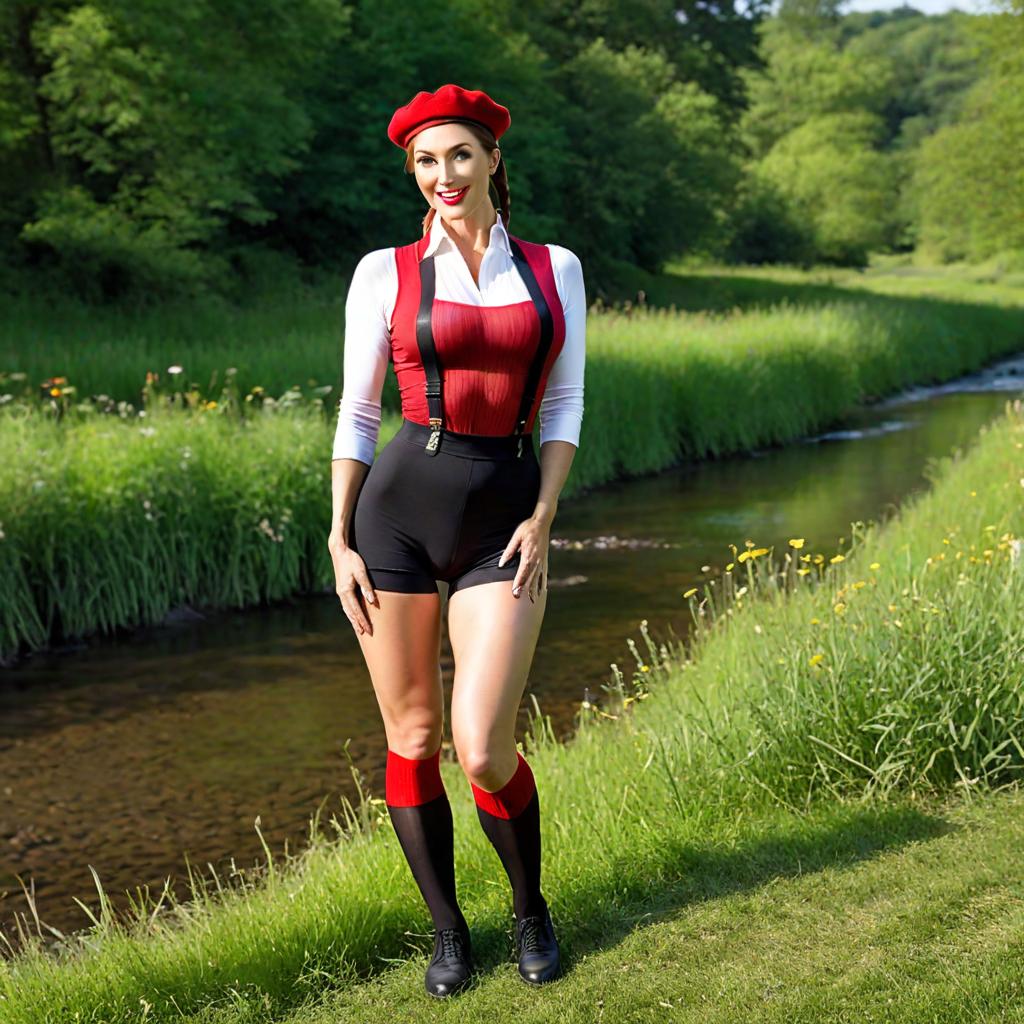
[327,528,377,636]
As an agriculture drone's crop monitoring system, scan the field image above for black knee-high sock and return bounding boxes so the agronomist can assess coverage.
[472,751,547,921]
[385,746,467,933]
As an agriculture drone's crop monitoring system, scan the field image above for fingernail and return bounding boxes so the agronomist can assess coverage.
[498,557,505,567]
[513,585,521,596]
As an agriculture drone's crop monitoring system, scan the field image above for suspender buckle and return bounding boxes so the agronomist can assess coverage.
[426,417,442,454]
[517,435,524,458]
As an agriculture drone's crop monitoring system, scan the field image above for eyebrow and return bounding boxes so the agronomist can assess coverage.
[414,143,472,156]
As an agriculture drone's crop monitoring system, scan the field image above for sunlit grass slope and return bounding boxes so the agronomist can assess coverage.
[2,398,1021,1023]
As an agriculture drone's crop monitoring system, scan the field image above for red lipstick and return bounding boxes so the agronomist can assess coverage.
[437,186,469,206]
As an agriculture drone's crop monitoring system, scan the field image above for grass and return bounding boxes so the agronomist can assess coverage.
[197,789,1024,1024]
[2,254,1023,415]
[3,260,1024,663]
[1,388,1021,1021]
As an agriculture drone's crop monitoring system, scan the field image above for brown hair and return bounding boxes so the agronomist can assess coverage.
[403,120,510,238]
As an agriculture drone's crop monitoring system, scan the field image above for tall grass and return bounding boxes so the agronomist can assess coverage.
[4,281,1024,663]
[0,397,337,659]
[1,394,1021,1023]
[3,259,1023,414]
[654,404,1024,805]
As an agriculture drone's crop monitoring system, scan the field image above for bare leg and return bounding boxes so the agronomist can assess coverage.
[356,589,444,756]
[356,589,466,932]
[448,580,548,919]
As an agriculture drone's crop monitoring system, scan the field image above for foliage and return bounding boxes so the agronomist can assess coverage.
[909,0,1024,262]
[1,0,350,299]
[757,111,897,265]
[0,0,1017,297]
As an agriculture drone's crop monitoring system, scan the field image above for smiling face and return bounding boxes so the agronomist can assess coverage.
[410,122,499,224]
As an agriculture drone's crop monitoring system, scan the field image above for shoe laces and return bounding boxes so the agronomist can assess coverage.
[439,927,466,961]
[519,915,546,953]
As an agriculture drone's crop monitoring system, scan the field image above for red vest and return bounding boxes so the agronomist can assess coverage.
[389,233,566,436]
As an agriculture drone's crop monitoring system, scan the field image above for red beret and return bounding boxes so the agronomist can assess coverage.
[387,83,511,150]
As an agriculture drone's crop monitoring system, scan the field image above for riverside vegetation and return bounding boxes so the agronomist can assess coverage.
[0,394,1022,1019]
[2,261,1024,664]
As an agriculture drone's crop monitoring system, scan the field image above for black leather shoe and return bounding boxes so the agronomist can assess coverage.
[424,924,473,998]
[515,906,561,984]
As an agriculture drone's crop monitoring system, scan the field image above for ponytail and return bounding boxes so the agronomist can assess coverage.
[490,152,510,231]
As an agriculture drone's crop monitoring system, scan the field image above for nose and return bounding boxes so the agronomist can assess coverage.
[440,158,460,185]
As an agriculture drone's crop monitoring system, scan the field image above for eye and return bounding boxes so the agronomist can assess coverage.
[417,150,471,166]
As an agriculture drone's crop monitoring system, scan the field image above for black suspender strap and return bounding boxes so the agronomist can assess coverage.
[508,238,555,458]
[413,239,554,459]
[415,253,443,456]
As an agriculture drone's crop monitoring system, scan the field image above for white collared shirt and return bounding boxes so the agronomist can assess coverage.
[332,213,586,464]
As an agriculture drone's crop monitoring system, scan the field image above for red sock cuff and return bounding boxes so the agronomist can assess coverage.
[385,746,445,807]
[471,751,536,820]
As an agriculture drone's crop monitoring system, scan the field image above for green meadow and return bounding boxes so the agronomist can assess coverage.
[3,261,1024,664]
[3,255,1024,407]
[1,382,1021,1022]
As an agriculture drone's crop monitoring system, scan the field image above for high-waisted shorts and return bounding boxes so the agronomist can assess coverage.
[350,418,542,595]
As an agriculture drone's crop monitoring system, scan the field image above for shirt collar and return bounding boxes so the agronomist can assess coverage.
[423,211,512,259]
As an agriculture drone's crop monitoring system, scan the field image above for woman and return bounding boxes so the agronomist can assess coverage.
[327,83,585,999]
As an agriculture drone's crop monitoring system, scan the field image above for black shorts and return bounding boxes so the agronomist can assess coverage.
[350,418,542,595]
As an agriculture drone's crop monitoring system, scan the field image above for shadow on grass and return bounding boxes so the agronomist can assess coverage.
[394,794,955,998]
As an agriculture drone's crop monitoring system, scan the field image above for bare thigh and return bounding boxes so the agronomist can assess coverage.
[356,590,444,758]
[447,580,547,790]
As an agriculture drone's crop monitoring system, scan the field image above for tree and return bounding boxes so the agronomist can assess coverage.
[4,0,350,300]
[909,0,1024,261]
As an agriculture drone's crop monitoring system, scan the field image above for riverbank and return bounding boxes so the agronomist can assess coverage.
[3,264,1024,664]
[1,388,1021,1020]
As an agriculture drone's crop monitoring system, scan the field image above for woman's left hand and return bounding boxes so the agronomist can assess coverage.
[498,516,550,602]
